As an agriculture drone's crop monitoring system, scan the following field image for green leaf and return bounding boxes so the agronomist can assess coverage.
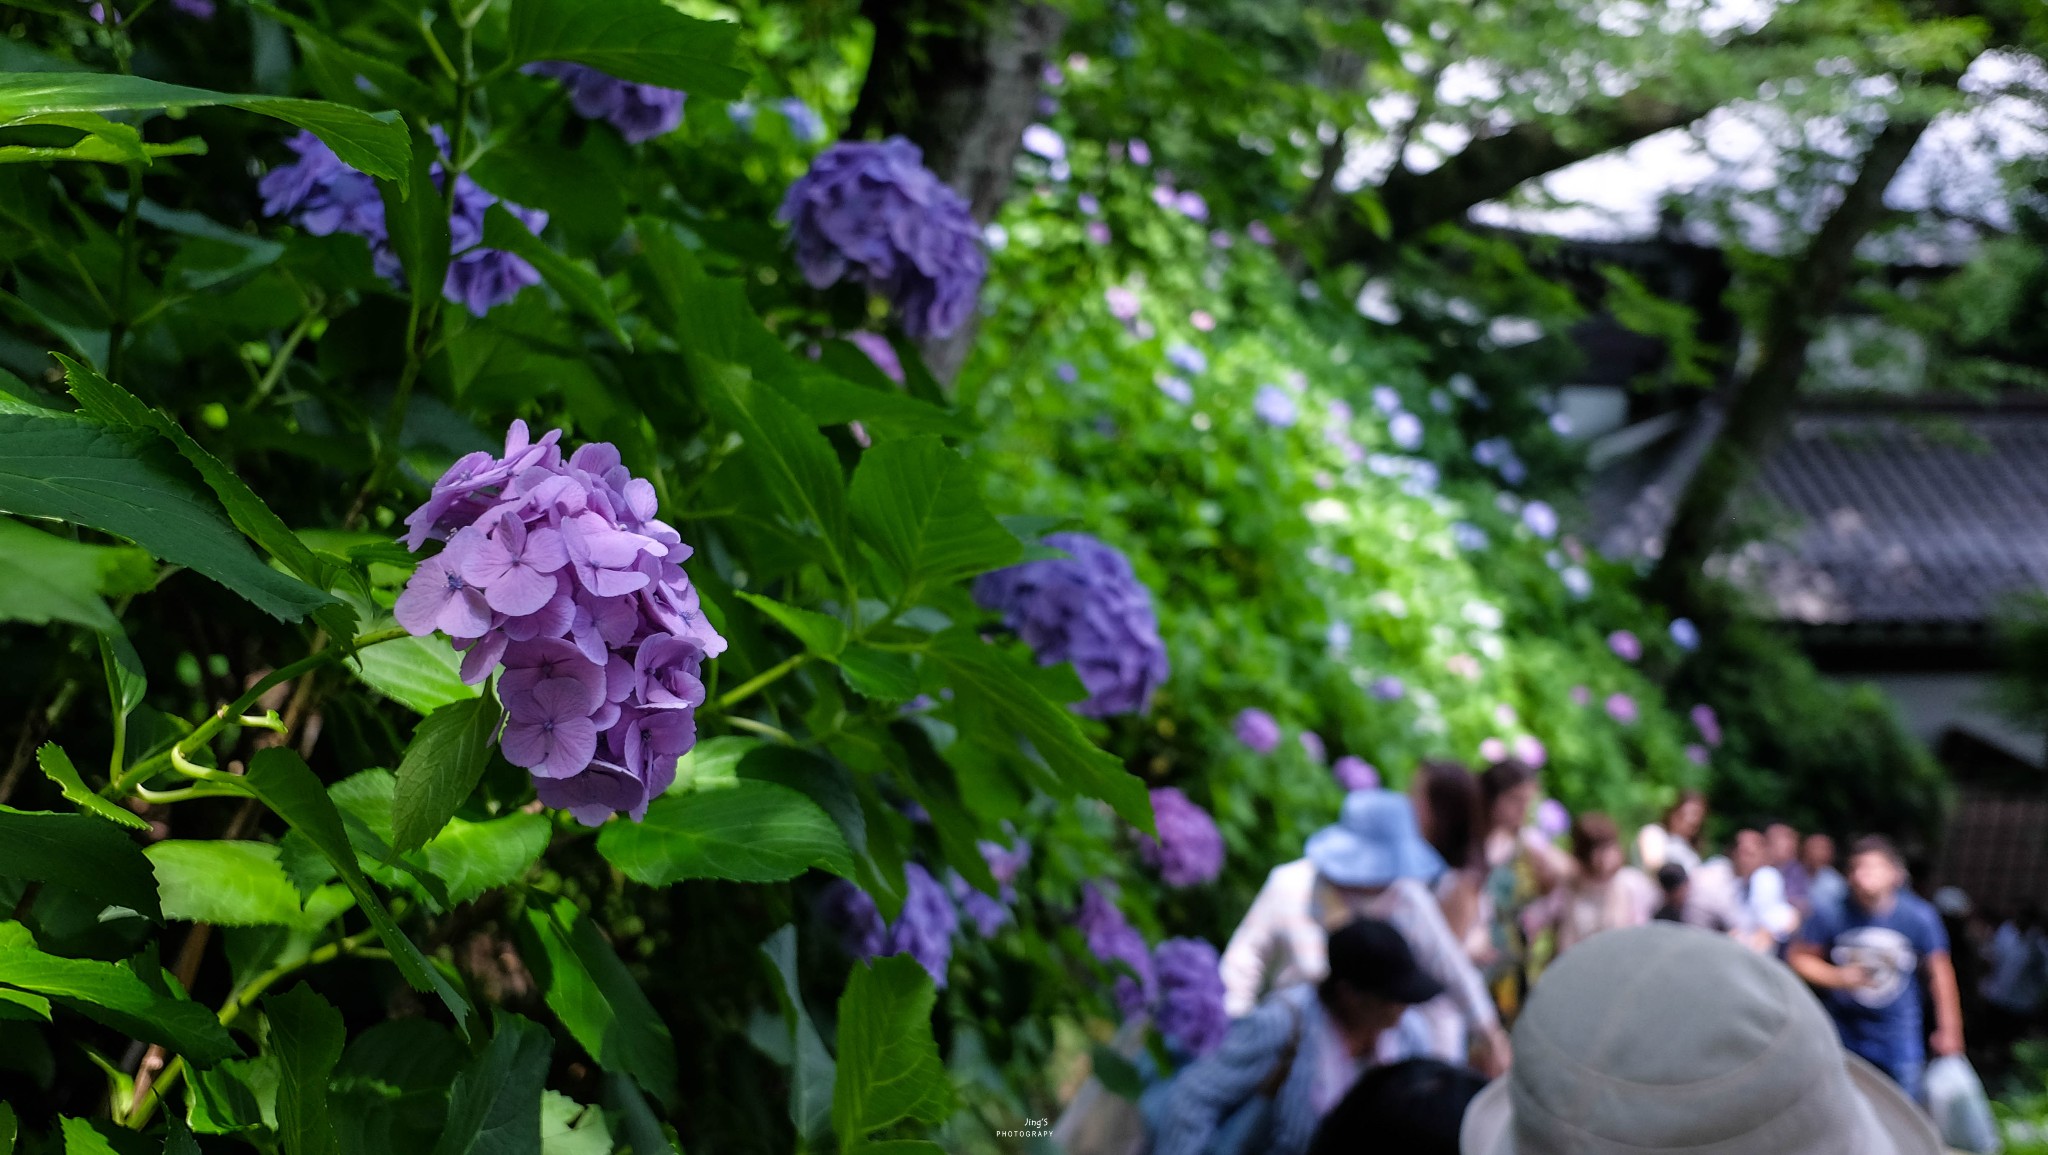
[538,1092,610,1155]
[59,1119,117,1155]
[831,956,954,1150]
[0,411,333,621]
[832,645,919,703]
[242,748,472,1032]
[163,1116,201,1155]
[518,899,677,1108]
[0,803,159,918]
[596,780,853,885]
[0,518,154,631]
[926,631,1153,834]
[391,689,503,853]
[332,1019,466,1155]
[506,0,747,98]
[734,746,866,857]
[737,592,845,657]
[0,987,51,1021]
[0,1103,12,1155]
[759,926,834,1143]
[848,437,1021,591]
[351,633,480,715]
[99,625,146,726]
[267,984,345,1155]
[434,1013,552,1155]
[1089,1043,1144,1099]
[0,73,409,185]
[0,922,238,1065]
[35,743,148,830]
[379,123,449,316]
[422,814,549,906]
[147,841,306,926]
[480,205,630,349]
[783,364,976,441]
[701,363,854,579]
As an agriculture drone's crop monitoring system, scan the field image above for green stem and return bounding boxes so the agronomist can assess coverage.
[713,654,807,712]
[102,627,410,798]
[105,164,143,380]
[246,307,320,408]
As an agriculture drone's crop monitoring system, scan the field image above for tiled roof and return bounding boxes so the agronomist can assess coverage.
[1729,412,2048,627]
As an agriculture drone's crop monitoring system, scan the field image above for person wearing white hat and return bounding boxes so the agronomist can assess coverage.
[1460,922,1943,1155]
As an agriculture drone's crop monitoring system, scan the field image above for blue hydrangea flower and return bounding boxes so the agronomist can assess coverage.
[779,138,986,339]
[528,63,686,143]
[1670,617,1701,651]
[1522,501,1559,539]
[1254,384,1299,428]
[974,533,1170,717]
[1153,938,1229,1055]
[261,130,546,316]
[1135,787,1223,888]
[1234,708,1281,754]
[1076,884,1154,1016]
[946,838,1031,938]
[776,97,825,143]
[1388,411,1423,450]
[1166,343,1207,375]
[820,865,958,987]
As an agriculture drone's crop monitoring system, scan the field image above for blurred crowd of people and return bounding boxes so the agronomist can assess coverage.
[1132,759,1984,1155]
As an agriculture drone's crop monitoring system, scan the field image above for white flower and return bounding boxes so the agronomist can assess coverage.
[1561,566,1592,599]
[1356,278,1402,324]
[1463,601,1504,630]
[1021,123,1066,161]
[1486,315,1543,347]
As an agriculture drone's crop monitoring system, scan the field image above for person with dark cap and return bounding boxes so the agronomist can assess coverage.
[1307,1058,1488,1155]
[1151,917,1445,1155]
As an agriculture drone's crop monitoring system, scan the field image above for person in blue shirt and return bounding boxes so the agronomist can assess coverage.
[1788,835,1966,1103]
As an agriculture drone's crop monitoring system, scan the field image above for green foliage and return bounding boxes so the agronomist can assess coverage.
[831,956,954,1153]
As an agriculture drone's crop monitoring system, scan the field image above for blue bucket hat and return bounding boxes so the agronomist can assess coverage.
[1305,790,1445,888]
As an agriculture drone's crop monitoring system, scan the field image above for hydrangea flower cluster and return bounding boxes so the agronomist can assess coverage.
[821,864,959,987]
[1333,756,1379,791]
[1670,617,1701,651]
[527,63,686,144]
[1076,884,1154,1016]
[1298,731,1327,763]
[1151,938,1229,1055]
[1535,799,1571,839]
[947,838,1032,938]
[1135,787,1224,888]
[1607,630,1642,662]
[1254,384,1299,428]
[1691,704,1723,746]
[260,130,547,317]
[973,533,1170,717]
[395,422,726,824]
[779,138,986,339]
[1234,708,1282,754]
[1605,693,1639,725]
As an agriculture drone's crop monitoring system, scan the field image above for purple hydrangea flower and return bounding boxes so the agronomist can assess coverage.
[1522,501,1559,539]
[1086,220,1113,246]
[1605,693,1638,725]
[1535,799,1571,838]
[396,422,726,824]
[1451,523,1489,552]
[1128,138,1152,166]
[1561,566,1593,599]
[1166,343,1207,375]
[1233,708,1282,754]
[1254,385,1299,428]
[1570,685,1592,706]
[261,129,545,316]
[775,97,825,143]
[1670,618,1701,651]
[820,879,887,959]
[947,838,1031,938]
[1246,220,1274,245]
[846,330,905,383]
[1479,737,1509,764]
[1077,884,1154,1016]
[974,533,1170,717]
[1175,191,1209,221]
[1299,731,1327,763]
[1388,412,1423,450]
[1607,630,1642,662]
[1686,743,1711,765]
[1691,704,1722,747]
[779,138,986,339]
[1155,374,1193,404]
[527,63,686,143]
[1513,735,1548,767]
[1153,938,1229,1055]
[1332,756,1379,791]
[1369,677,1405,702]
[1105,285,1141,321]
[886,863,958,986]
[1135,787,1224,888]
[1021,123,1066,161]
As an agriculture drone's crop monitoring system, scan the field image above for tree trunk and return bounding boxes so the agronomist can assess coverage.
[1646,116,1934,608]
[849,0,1067,381]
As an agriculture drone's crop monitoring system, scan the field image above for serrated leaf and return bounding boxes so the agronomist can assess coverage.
[518,899,677,1107]
[351,633,481,715]
[380,123,449,316]
[0,73,409,185]
[0,803,160,918]
[596,780,853,885]
[702,363,854,579]
[422,814,549,905]
[267,984,345,1155]
[59,1119,116,1155]
[735,746,866,857]
[0,518,154,631]
[849,437,1021,591]
[926,631,1153,834]
[831,956,954,1149]
[147,841,306,926]
[480,205,629,348]
[243,748,471,1032]
[35,743,148,829]
[0,411,333,620]
[434,1013,552,1155]
[832,646,919,703]
[0,922,237,1066]
[391,690,503,853]
[507,0,747,98]
[737,591,845,657]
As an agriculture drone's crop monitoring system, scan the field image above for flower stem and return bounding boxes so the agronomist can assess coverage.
[713,654,808,712]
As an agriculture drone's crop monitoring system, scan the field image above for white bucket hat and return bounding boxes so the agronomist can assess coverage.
[1461,923,1942,1155]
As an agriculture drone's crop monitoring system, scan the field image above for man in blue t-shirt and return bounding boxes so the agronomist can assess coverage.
[1788,835,1964,1103]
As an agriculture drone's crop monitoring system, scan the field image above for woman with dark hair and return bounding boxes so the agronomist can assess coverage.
[1475,759,1573,1010]
[1414,761,1486,938]
[1523,812,1658,956]
[1637,788,1707,873]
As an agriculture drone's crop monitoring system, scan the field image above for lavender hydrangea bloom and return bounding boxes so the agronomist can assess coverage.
[1388,412,1423,450]
[1166,343,1207,375]
[1513,735,1548,767]
[1535,799,1571,838]
[395,422,726,824]
[1669,617,1701,651]
[973,533,1170,717]
[1686,744,1711,765]
[820,879,887,959]
[1369,677,1405,702]
[1076,884,1154,1016]
[886,864,959,986]
[1607,630,1642,662]
[1153,938,1229,1055]
[1522,501,1559,539]
[1605,693,1638,725]
[779,138,986,339]
[1234,708,1281,754]
[947,838,1031,938]
[261,130,545,316]
[1332,756,1379,791]
[527,63,686,143]
[1691,704,1723,746]
[1135,787,1223,888]
[1254,384,1298,428]
[1299,731,1327,763]
[776,97,825,143]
